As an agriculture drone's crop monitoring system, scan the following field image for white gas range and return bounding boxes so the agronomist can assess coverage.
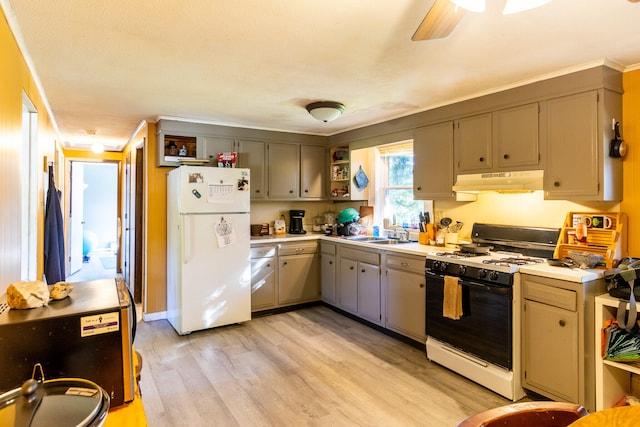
[424,224,560,401]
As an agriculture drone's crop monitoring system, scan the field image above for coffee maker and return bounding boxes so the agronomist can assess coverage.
[289,210,306,234]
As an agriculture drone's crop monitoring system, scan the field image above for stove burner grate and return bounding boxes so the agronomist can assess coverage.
[482,257,545,266]
[434,251,485,258]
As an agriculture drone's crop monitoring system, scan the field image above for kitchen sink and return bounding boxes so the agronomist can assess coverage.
[345,236,388,241]
[368,239,411,245]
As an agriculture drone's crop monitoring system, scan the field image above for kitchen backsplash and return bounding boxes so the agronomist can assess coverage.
[434,191,620,240]
[251,191,621,238]
[251,201,363,233]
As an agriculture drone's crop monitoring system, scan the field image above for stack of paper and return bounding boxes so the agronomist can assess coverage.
[603,321,640,362]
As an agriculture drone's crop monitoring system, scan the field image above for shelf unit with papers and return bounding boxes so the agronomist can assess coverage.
[594,293,640,410]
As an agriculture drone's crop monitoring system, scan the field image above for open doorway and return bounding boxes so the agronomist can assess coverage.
[66,161,119,282]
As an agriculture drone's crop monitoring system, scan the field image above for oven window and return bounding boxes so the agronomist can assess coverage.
[425,275,512,369]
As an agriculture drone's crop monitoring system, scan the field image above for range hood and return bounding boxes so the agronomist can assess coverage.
[452,170,544,193]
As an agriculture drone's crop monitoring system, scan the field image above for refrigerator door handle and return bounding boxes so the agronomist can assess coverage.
[181,214,190,264]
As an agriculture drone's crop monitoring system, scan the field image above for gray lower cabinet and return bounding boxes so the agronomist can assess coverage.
[277,242,320,306]
[250,245,277,311]
[521,273,605,412]
[320,242,336,304]
[523,288,579,402]
[337,246,382,325]
[357,262,381,324]
[385,254,426,343]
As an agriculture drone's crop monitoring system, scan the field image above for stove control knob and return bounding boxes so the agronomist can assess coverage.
[477,269,487,279]
[489,271,500,281]
[458,265,467,275]
[435,261,448,272]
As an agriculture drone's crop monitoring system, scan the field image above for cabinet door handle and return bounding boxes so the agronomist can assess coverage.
[416,186,422,191]
[289,190,294,194]
[283,261,288,266]
[554,181,561,187]
[266,264,271,268]
[255,189,261,193]
[304,189,309,193]
[559,320,566,327]
[350,266,354,270]
[361,269,365,273]
[329,261,333,265]
[479,157,485,162]
[503,154,509,160]
[419,283,425,288]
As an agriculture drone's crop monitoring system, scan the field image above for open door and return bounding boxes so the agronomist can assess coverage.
[68,162,84,275]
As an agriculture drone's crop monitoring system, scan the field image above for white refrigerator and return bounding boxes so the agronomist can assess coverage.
[167,165,251,335]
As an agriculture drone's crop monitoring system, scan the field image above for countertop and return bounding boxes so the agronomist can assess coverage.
[252,233,606,283]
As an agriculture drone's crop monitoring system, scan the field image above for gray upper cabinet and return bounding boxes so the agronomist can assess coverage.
[267,142,300,199]
[542,90,622,201]
[455,113,493,173]
[413,122,454,200]
[455,104,540,175]
[237,139,266,200]
[197,136,235,164]
[300,145,326,199]
[493,103,540,170]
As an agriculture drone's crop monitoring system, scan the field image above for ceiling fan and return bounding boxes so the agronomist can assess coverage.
[412,0,640,41]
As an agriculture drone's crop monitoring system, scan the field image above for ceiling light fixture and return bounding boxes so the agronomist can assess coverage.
[305,101,345,122]
[502,0,551,14]
[91,142,104,154]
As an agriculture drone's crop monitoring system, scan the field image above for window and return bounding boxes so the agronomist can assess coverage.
[378,142,422,228]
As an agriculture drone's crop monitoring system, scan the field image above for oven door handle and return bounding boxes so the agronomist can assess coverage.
[425,270,510,294]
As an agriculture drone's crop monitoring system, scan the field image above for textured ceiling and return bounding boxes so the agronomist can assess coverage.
[3,0,640,150]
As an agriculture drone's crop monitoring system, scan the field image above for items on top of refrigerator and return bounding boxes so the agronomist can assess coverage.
[217,152,237,167]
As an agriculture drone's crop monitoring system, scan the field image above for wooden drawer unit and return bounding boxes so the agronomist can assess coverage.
[340,246,380,265]
[250,245,277,259]
[278,242,318,256]
[523,280,576,311]
[386,254,424,274]
[250,244,277,311]
[320,242,336,255]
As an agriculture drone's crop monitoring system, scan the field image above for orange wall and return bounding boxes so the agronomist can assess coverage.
[621,70,640,256]
[144,122,170,314]
[0,8,59,292]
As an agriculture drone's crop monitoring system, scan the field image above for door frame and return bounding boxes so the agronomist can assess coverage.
[65,158,121,277]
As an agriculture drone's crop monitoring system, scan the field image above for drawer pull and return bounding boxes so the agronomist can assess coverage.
[559,320,566,327]
[329,261,333,265]
[401,262,410,267]
[350,266,354,270]
[419,283,425,288]
[361,269,365,273]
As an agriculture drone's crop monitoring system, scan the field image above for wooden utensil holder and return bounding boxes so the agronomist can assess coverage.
[553,212,627,269]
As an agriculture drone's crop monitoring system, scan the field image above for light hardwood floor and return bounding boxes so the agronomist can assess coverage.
[135,305,513,426]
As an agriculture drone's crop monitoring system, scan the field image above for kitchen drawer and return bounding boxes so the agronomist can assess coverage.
[340,247,380,265]
[250,245,277,259]
[386,254,424,273]
[320,242,336,255]
[278,242,318,256]
[523,280,576,311]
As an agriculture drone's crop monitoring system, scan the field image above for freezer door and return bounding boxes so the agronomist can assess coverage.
[172,166,250,213]
[177,213,251,333]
